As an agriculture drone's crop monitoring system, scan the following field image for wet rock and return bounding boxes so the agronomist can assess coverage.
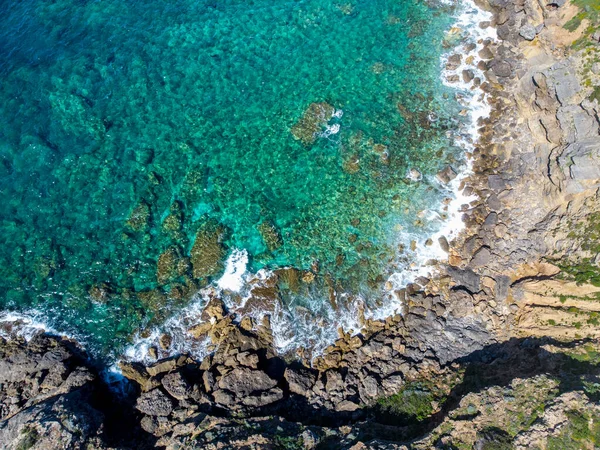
[408,168,422,181]
[146,358,177,377]
[188,321,213,338]
[446,54,462,71]
[438,236,450,253]
[462,69,475,83]
[119,361,160,392]
[202,297,226,322]
[136,389,174,417]
[159,334,172,350]
[478,47,494,60]
[437,165,457,184]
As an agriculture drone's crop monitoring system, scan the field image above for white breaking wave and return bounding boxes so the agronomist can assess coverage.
[217,249,249,293]
[0,310,62,341]
[384,0,495,292]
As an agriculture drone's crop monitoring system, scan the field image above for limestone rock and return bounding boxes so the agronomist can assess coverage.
[136,389,175,417]
[284,367,317,395]
[218,367,277,397]
[519,23,537,41]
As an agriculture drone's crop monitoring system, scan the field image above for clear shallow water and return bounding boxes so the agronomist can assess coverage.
[0,0,463,358]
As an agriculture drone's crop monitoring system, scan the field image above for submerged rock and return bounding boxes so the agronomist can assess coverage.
[126,200,151,231]
[257,220,283,252]
[190,221,228,280]
[291,102,335,145]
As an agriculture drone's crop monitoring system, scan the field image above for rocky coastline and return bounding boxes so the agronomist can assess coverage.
[2,0,600,448]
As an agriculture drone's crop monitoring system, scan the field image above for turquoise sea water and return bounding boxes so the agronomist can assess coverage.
[0,0,462,357]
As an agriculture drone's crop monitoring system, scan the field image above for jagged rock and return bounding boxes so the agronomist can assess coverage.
[140,415,172,437]
[201,297,226,321]
[284,367,317,395]
[146,359,177,377]
[161,372,191,401]
[519,23,537,40]
[242,388,284,407]
[202,370,215,393]
[136,389,175,417]
[218,367,277,397]
[212,389,235,406]
[437,165,457,184]
[119,361,160,392]
[236,351,259,369]
[325,370,344,393]
[470,246,492,267]
[447,267,481,293]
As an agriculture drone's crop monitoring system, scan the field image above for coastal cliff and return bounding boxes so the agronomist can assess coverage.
[2,0,600,448]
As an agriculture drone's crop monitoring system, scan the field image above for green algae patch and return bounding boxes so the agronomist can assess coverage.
[126,200,152,232]
[377,386,435,423]
[291,102,335,145]
[547,409,600,450]
[190,221,228,281]
[258,220,283,253]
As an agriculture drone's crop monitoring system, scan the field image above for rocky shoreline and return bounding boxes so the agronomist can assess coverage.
[2,0,600,448]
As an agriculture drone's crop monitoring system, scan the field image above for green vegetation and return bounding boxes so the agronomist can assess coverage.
[590,85,600,103]
[377,383,435,423]
[565,0,600,39]
[555,212,600,286]
[564,0,600,103]
[476,427,513,450]
[273,435,304,450]
[547,409,600,450]
[16,427,39,450]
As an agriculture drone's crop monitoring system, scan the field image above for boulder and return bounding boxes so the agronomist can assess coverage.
[218,367,277,397]
[119,362,159,392]
[519,23,537,41]
[136,389,175,417]
[146,359,177,377]
[284,367,317,395]
[161,372,191,401]
[242,388,284,407]
[436,165,457,184]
